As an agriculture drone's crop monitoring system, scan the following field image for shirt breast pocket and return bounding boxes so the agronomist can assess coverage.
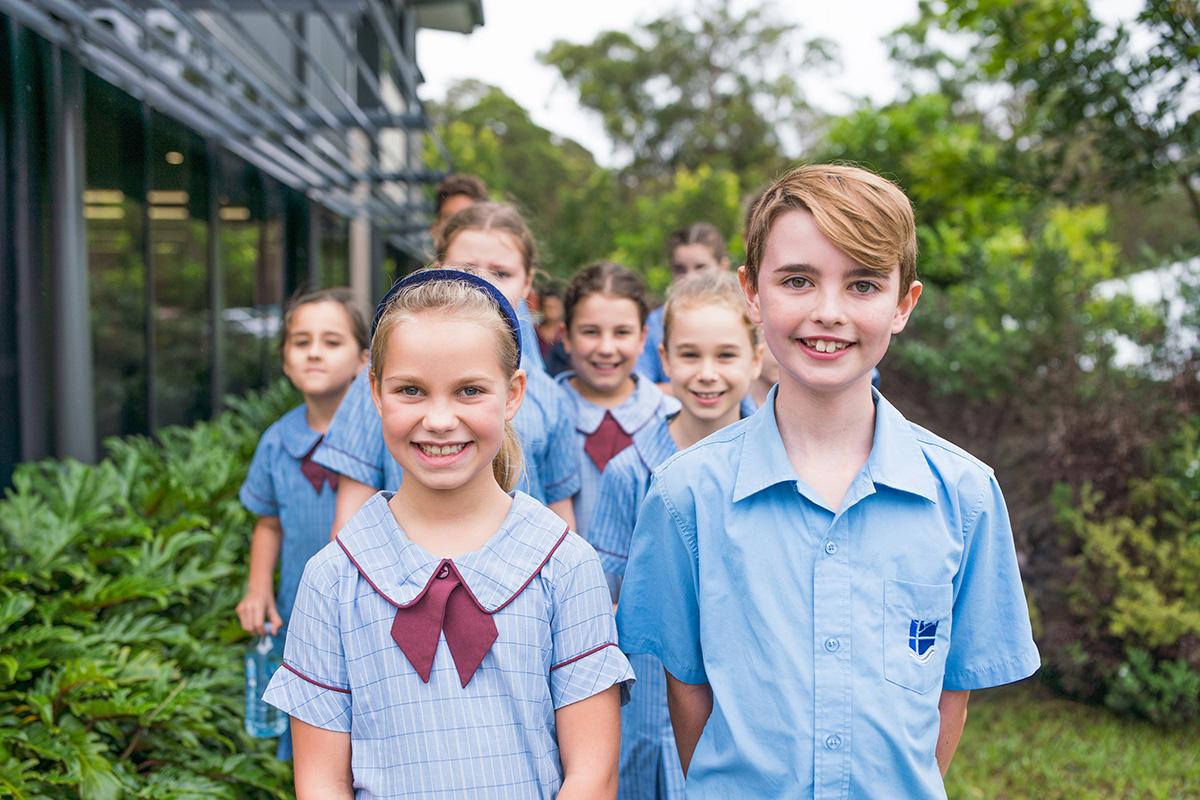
[883,579,953,694]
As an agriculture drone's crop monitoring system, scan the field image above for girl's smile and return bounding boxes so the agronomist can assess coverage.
[565,293,646,406]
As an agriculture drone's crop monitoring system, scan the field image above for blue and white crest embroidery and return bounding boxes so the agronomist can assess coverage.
[908,619,939,663]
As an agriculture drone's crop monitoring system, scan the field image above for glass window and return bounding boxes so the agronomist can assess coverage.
[85,72,148,449]
[319,207,349,288]
[149,111,211,429]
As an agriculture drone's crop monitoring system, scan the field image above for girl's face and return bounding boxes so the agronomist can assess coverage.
[564,293,646,399]
[281,301,368,400]
[443,229,533,308]
[372,314,524,494]
[671,243,729,281]
[661,304,762,425]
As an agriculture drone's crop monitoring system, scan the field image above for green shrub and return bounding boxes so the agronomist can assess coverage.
[0,381,299,799]
[1046,417,1200,724]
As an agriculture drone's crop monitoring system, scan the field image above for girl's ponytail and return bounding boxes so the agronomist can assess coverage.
[492,418,524,493]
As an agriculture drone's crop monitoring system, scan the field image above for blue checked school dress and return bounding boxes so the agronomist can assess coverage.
[589,416,684,800]
[554,372,678,539]
[239,403,342,759]
[314,360,580,506]
[263,491,635,799]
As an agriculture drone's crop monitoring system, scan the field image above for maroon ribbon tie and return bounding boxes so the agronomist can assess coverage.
[584,412,634,472]
[391,560,498,687]
[299,438,339,494]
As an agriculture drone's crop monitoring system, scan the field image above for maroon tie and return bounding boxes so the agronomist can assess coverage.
[299,438,339,494]
[584,412,634,472]
[390,560,499,687]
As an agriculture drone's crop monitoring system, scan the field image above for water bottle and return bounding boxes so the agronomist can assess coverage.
[244,622,288,738]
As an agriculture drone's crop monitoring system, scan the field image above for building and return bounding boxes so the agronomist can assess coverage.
[0,0,483,485]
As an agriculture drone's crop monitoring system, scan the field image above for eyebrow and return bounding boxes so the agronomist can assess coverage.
[775,262,892,280]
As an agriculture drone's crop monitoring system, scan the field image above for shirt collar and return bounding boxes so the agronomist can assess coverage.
[558,371,678,435]
[277,405,324,459]
[732,386,938,504]
[335,491,571,613]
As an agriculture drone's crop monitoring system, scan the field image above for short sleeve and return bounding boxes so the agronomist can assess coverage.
[588,461,640,601]
[616,477,705,684]
[539,383,582,505]
[548,541,635,709]
[312,369,387,489]
[239,435,279,517]
[943,476,1041,690]
[263,554,353,731]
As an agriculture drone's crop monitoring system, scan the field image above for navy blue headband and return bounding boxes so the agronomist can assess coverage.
[372,268,522,365]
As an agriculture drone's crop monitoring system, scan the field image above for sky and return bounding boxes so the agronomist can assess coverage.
[416,0,1144,168]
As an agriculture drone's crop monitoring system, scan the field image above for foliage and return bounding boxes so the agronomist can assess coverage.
[0,381,299,798]
[945,681,1200,798]
[1045,418,1200,724]
[539,1,834,185]
[893,0,1200,233]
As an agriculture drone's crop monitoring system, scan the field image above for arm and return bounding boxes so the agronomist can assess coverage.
[665,672,713,776]
[936,689,970,776]
[291,718,353,800]
[330,476,376,540]
[555,685,621,799]
[548,497,577,530]
[236,516,283,636]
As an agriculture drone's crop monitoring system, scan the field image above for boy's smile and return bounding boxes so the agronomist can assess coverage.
[741,209,921,396]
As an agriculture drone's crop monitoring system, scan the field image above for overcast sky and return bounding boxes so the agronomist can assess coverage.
[416,0,1143,168]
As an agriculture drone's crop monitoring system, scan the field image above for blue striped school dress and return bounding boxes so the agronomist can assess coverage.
[589,417,684,800]
[239,404,341,759]
[554,372,679,539]
[313,361,580,506]
[635,306,668,384]
[263,491,635,799]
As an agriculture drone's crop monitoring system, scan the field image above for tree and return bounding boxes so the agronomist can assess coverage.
[891,0,1200,232]
[539,1,835,185]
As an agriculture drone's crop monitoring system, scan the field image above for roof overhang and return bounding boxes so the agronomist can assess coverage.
[412,0,482,34]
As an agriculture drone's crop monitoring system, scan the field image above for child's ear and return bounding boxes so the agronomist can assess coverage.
[738,266,763,325]
[658,342,672,382]
[370,371,384,416]
[891,280,923,334]
[505,369,527,423]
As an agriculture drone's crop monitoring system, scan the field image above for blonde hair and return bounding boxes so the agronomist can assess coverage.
[370,268,523,492]
[662,272,760,350]
[743,164,917,294]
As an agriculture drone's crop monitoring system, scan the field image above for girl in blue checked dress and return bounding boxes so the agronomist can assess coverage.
[264,269,633,799]
[591,273,763,799]
[236,288,370,759]
[556,262,678,539]
[315,203,579,536]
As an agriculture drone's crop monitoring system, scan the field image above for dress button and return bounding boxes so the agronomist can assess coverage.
[437,564,451,579]
[826,734,843,751]
[824,540,838,556]
[824,637,840,653]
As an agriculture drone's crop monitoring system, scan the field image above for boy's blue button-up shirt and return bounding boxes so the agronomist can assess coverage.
[617,386,1040,799]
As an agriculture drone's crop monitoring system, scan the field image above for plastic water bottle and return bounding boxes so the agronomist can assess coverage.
[244,622,287,738]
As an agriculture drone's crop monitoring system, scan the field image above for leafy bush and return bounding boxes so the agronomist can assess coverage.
[1045,418,1200,724]
[0,381,299,798]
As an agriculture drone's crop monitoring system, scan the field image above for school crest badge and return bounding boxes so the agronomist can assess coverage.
[907,619,939,663]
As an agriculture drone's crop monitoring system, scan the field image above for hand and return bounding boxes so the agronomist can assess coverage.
[237,588,283,636]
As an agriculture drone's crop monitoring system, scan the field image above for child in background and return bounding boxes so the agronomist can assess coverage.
[557,262,678,538]
[236,288,369,759]
[264,269,631,799]
[537,282,571,376]
[747,344,779,410]
[637,223,730,389]
[314,203,579,534]
[617,164,1039,796]
[590,272,762,800]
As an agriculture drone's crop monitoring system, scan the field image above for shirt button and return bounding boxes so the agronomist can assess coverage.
[824,637,840,653]
[824,540,838,556]
[826,734,843,751]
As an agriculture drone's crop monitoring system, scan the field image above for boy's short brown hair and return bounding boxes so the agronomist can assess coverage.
[434,173,488,215]
[743,164,917,295]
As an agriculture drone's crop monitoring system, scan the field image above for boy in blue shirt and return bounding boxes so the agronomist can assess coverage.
[616,164,1040,798]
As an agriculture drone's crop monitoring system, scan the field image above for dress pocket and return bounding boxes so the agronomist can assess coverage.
[883,579,953,694]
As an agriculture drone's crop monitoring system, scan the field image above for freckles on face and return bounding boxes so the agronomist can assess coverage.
[442,229,532,307]
[374,316,514,490]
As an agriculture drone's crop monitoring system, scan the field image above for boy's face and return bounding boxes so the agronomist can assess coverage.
[739,209,921,396]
